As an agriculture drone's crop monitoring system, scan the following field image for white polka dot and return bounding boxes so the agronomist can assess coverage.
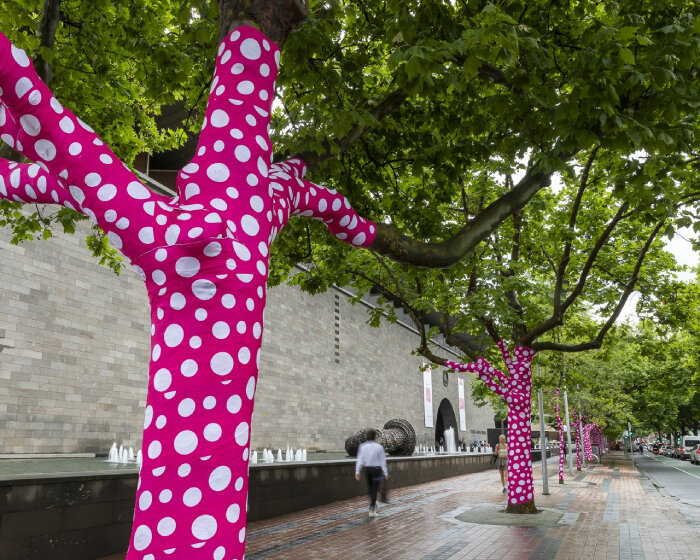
[183,487,202,507]
[238,347,251,365]
[144,406,154,429]
[246,114,257,127]
[20,114,41,136]
[231,63,244,74]
[11,45,30,67]
[227,395,242,414]
[240,38,261,59]
[138,491,152,511]
[193,279,217,300]
[234,422,249,446]
[178,398,196,417]
[138,227,154,244]
[246,376,256,399]
[237,81,254,95]
[152,270,166,286]
[213,321,230,339]
[207,163,230,183]
[234,145,251,162]
[157,517,176,536]
[100,154,113,165]
[195,308,207,321]
[188,227,203,238]
[192,515,217,540]
[153,368,172,392]
[176,256,200,278]
[222,294,236,309]
[239,526,246,543]
[241,215,260,236]
[179,359,197,378]
[170,292,186,310]
[174,430,198,455]
[148,440,162,459]
[226,504,241,523]
[250,196,264,212]
[210,109,230,128]
[204,242,222,256]
[209,466,231,492]
[133,525,152,551]
[234,477,244,491]
[190,336,202,349]
[178,463,191,477]
[204,423,222,442]
[127,181,150,200]
[152,345,161,361]
[260,63,270,77]
[211,352,234,375]
[201,397,216,411]
[35,139,56,161]
[164,324,184,347]
[15,77,32,98]
[155,415,166,429]
[253,322,262,339]
[214,547,226,560]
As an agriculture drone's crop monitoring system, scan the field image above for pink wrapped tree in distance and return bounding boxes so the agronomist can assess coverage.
[554,388,565,484]
[583,422,595,461]
[573,408,582,471]
[0,9,380,560]
[446,340,537,514]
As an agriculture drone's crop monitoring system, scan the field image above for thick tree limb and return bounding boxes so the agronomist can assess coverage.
[35,0,61,83]
[370,169,552,268]
[218,0,308,45]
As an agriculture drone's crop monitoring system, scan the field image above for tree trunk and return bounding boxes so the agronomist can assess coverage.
[506,499,538,514]
[447,341,538,513]
[0,24,375,559]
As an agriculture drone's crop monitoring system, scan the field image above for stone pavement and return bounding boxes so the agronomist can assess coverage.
[104,451,700,559]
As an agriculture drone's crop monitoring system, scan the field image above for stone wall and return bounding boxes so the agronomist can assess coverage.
[0,227,495,454]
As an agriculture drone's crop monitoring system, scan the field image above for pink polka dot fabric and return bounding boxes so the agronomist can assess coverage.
[0,26,377,559]
[553,388,565,483]
[446,340,536,507]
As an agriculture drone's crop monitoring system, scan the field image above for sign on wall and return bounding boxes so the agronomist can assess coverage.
[458,377,466,431]
[423,367,433,428]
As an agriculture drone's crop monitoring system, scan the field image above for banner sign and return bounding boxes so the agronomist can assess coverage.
[458,377,466,431]
[423,368,433,428]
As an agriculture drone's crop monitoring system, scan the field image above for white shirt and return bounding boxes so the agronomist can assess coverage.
[355,440,388,477]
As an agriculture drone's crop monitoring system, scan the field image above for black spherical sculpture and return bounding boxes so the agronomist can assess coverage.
[345,418,416,456]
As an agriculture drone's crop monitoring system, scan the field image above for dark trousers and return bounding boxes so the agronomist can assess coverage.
[365,466,383,508]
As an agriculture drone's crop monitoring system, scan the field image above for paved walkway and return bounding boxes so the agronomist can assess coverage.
[105,451,700,559]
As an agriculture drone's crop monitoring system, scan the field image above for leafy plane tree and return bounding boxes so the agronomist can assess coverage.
[0,16,379,560]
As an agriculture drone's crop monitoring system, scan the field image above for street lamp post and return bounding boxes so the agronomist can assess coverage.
[537,363,549,495]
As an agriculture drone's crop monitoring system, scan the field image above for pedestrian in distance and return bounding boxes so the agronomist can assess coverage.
[355,428,389,518]
[494,434,508,493]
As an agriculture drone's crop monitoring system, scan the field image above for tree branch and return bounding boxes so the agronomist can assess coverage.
[371,168,553,268]
[531,219,665,352]
[523,200,630,344]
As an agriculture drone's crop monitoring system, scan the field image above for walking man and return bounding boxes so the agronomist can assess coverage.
[355,428,389,517]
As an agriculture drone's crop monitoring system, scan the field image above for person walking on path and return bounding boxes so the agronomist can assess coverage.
[355,428,389,517]
[494,434,508,493]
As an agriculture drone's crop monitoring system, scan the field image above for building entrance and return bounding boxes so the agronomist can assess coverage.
[435,398,458,448]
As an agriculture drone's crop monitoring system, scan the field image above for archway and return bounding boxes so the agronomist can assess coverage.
[435,398,458,449]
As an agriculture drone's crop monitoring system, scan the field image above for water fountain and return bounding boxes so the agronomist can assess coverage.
[444,427,457,454]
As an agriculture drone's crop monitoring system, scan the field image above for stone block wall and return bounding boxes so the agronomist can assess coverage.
[0,228,495,454]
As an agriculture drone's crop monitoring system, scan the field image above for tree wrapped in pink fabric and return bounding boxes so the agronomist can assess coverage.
[446,340,537,513]
[583,422,595,461]
[573,408,582,471]
[553,388,565,484]
[0,25,377,559]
